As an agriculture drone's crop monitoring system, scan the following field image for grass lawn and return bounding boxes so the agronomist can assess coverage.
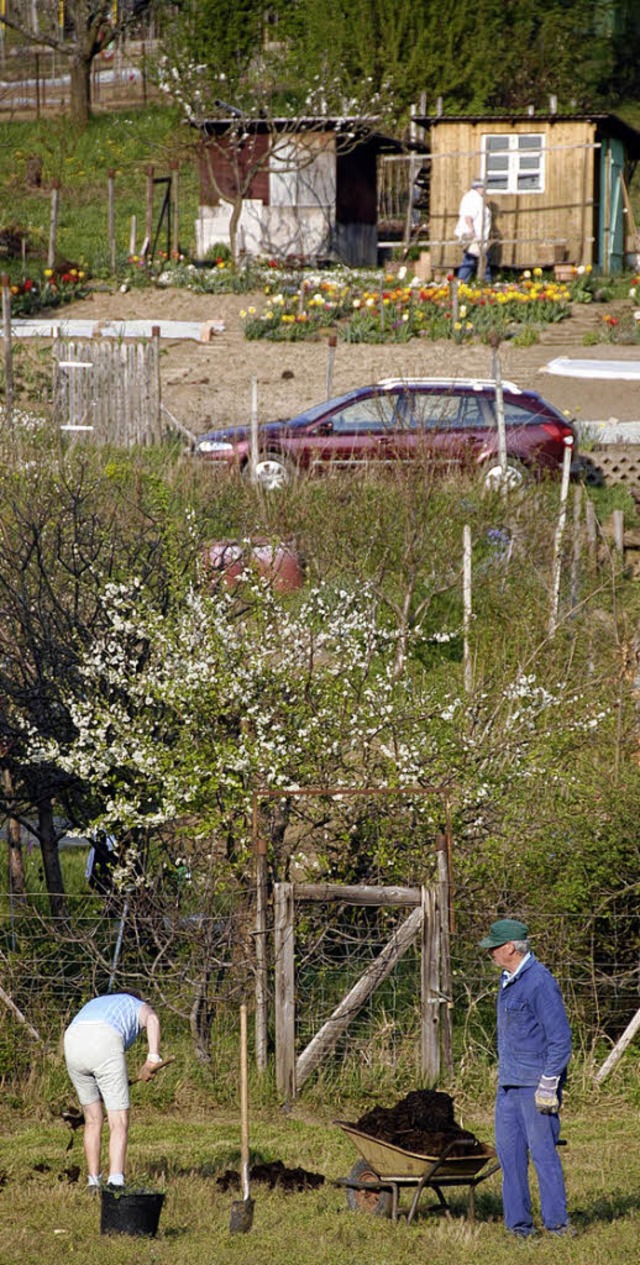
[0,1098,638,1264]
[0,105,200,279]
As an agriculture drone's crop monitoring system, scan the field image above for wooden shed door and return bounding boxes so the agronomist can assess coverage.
[599,138,625,274]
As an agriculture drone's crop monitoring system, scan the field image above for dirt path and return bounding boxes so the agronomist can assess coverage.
[64,286,640,436]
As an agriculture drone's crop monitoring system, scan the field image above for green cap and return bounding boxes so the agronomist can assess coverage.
[479,918,529,949]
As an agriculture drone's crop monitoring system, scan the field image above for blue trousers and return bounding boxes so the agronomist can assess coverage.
[458,250,491,284]
[495,1085,568,1234]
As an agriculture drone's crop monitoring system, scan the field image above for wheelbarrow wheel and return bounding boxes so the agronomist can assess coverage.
[345,1157,392,1218]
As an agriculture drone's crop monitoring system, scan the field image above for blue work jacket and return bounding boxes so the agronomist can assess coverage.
[497,953,571,1086]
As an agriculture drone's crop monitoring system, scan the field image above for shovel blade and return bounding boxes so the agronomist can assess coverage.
[229,1197,254,1234]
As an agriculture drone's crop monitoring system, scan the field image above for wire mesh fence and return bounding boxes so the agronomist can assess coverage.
[1,877,638,1088]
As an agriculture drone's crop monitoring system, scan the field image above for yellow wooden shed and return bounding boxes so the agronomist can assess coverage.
[414,112,640,273]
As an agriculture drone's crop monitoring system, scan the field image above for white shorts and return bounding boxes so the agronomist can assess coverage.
[64,1021,130,1111]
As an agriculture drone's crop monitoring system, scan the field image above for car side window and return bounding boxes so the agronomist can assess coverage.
[499,400,540,425]
[402,392,462,429]
[328,395,399,434]
[457,396,489,428]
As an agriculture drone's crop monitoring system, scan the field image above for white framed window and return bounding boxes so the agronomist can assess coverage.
[482,133,545,194]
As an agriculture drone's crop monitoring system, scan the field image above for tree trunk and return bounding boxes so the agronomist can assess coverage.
[228,197,243,265]
[4,769,26,896]
[38,798,67,922]
[69,52,92,128]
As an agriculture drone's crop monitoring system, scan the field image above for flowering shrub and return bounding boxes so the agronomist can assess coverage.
[8,268,89,317]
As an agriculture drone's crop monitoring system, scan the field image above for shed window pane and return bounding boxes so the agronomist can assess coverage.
[481,133,545,194]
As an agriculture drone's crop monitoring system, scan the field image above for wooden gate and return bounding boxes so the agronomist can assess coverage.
[273,841,452,1102]
[52,336,163,445]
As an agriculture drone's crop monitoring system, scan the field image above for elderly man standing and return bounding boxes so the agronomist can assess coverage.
[479,918,573,1240]
[455,177,492,282]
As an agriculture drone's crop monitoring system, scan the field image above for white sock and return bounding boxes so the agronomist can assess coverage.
[107,1173,125,1186]
[87,1174,102,1187]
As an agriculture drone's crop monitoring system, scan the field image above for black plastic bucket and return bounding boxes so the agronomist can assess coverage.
[100,1188,165,1237]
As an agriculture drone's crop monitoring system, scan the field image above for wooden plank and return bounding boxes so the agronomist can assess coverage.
[292,882,421,907]
[295,904,423,1091]
[594,1006,640,1084]
[274,882,296,1101]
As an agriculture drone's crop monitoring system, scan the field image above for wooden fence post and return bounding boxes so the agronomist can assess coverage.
[171,160,180,257]
[48,179,60,268]
[463,524,472,692]
[585,496,598,571]
[1,274,13,430]
[421,885,440,1083]
[436,833,454,1076]
[326,334,337,400]
[548,435,574,638]
[143,164,154,258]
[254,803,269,1073]
[250,376,258,479]
[274,882,296,1102]
[490,339,507,476]
[151,325,162,442]
[612,508,625,558]
[108,168,117,274]
[570,484,583,611]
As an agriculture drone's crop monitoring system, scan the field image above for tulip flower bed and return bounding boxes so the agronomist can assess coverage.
[239,269,573,343]
[7,268,89,317]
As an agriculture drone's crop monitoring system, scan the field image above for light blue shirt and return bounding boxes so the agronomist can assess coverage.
[501,951,531,987]
[70,993,145,1050]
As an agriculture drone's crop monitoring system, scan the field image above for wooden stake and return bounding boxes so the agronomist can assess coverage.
[326,335,337,400]
[463,524,472,692]
[250,376,258,480]
[48,180,60,269]
[108,168,116,275]
[1,274,13,429]
[548,436,574,638]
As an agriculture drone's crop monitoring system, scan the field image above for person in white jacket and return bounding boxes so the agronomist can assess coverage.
[455,178,492,282]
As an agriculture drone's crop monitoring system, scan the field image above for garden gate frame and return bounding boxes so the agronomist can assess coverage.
[252,785,454,1102]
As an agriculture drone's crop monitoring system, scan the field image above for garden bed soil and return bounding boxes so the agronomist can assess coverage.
[61,287,640,435]
[216,1159,325,1192]
[347,1089,484,1158]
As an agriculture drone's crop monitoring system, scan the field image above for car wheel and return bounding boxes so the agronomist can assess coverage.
[246,452,292,490]
[482,461,528,492]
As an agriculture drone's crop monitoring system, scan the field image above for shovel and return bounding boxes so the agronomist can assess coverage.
[229,1003,254,1233]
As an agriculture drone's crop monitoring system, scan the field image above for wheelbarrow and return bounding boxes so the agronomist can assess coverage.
[334,1121,500,1225]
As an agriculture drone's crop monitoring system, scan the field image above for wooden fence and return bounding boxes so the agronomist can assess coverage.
[52,335,163,445]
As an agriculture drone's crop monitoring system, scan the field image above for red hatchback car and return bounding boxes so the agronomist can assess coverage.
[194,377,576,490]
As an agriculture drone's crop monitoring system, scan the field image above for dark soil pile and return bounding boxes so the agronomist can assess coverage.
[348,1089,484,1158]
[216,1160,325,1192]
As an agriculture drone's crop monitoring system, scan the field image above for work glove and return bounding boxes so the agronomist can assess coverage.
[535,1074,560,1113]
